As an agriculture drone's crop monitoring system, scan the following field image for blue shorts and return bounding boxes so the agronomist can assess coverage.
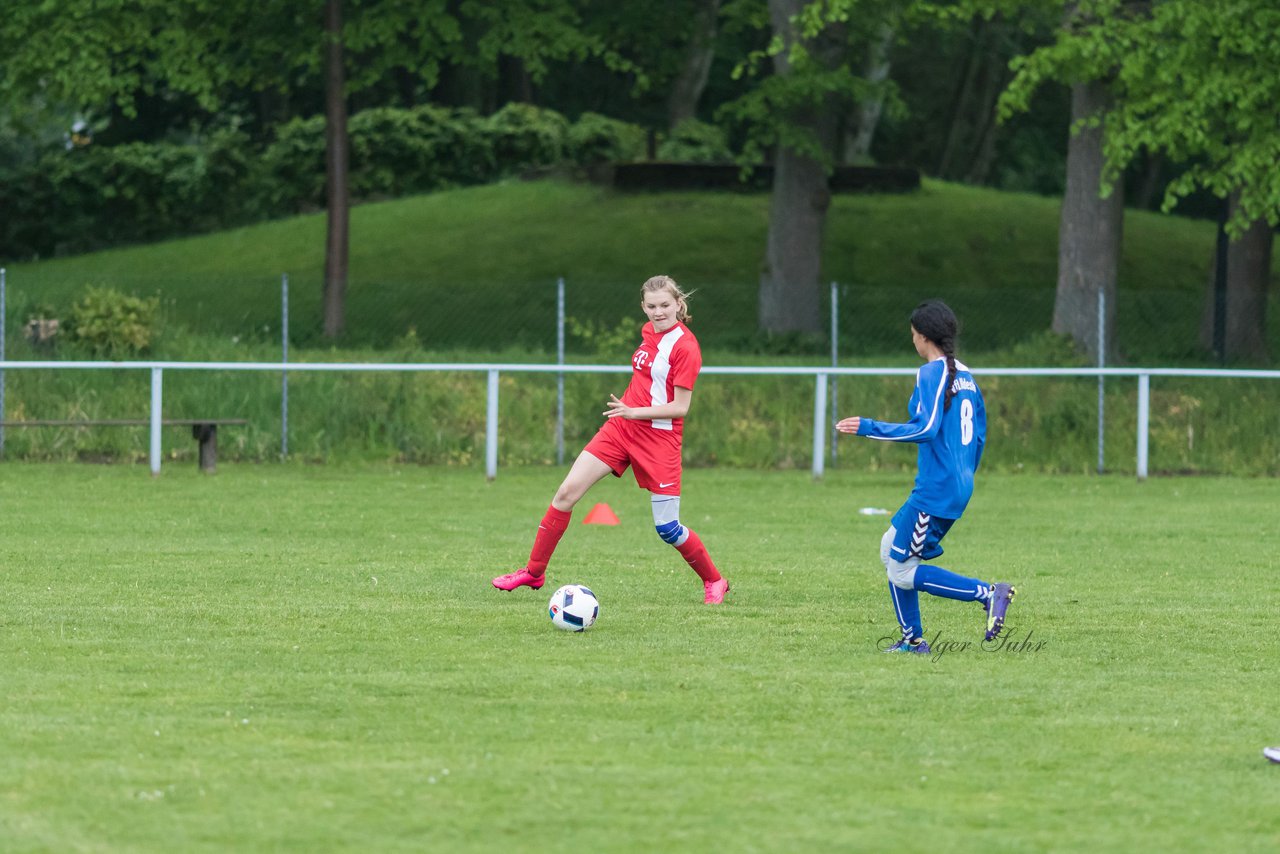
[887,501,956,563]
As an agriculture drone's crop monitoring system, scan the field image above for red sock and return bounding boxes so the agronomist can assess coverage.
[526,505,572,577]
[675,529,721,583]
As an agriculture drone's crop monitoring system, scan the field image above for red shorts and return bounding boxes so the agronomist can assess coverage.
[583,417,683,495]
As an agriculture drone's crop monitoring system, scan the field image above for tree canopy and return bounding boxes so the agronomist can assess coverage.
[1000,0,1280,234]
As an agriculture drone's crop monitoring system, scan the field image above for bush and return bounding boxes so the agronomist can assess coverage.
[1,128,259,259]
[485,103,570,173]
[415,106,496,186]
[67,287,161,358]
[567,113,647,165]
[258,115,328,213]
[0,103,617,261]
[258,105,507,210]
[657,119,733,163]
[566,315,638,359]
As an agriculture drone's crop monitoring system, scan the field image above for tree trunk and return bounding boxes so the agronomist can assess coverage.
[1200,191,1273,362]
[667,0,721,131]
[323,0,350,339]
[761,146,831,333]
[937,18,986,179]
[843,20,894,164]
[500,55,534,104]
[1054,80,1123,359]
[759,0,841,335]
[1133,150,1164,211]
[962,48,1007,185]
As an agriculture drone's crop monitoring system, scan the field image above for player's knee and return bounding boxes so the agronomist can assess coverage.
[886,558,918,590]
[552,482,581,509]
[879,528,895,568]
[656,519,687,546]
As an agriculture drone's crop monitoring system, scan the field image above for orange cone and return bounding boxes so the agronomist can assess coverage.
[582,503,620,525]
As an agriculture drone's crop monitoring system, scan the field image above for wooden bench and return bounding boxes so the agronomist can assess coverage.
[0,419,247,473]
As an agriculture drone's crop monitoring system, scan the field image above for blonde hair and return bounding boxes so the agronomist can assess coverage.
[641,275,692,323]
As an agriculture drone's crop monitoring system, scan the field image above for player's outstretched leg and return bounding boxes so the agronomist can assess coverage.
[984,582,1017,640]
[492,505,572,591]
[913,564,988,602]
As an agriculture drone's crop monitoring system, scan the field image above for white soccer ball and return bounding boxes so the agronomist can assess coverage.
[548,584,599,632]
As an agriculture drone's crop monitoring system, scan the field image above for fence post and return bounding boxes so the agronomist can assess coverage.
[1097,288,1106,474]
[1136,373,1149,480]
[150,367,164,476]
[556,277,565,466]
[812,372,827,480]
[486,369,500,481]
[0,266,6,455]
[281,273,289,459]
[1213,198,1229,365]
[830,281,838,463]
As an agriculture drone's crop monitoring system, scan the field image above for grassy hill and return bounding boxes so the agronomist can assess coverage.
[6,177,1252,362]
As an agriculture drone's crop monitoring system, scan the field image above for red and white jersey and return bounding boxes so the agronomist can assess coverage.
[621,321,702,436]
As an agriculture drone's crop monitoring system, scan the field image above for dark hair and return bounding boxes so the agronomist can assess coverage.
[910,299,960,410]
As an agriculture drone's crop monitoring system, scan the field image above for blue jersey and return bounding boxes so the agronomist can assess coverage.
[856,357,986,519]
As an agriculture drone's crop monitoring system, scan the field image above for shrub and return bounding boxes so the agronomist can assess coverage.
[567,113,647,165]
[485,103,570,174]
[258,115,328,213]
[0,103,614,260]
[349,107,442,198]
[260,106,505,210]
[415,106,496,186]
[0,128,259,259]
[657,119,733,163]
[566,316,638,359]
[67,287,161,358]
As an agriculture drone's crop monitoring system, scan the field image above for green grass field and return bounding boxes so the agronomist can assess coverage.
[2,463,1278,851]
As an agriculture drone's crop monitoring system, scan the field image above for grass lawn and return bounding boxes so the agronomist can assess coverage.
[1,463,1278,851]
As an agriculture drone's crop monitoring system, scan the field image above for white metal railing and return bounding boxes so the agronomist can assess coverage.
[0,360,1277,479]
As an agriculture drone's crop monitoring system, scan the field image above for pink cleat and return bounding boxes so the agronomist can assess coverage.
[492,568,545,591]
[703,577,729,604]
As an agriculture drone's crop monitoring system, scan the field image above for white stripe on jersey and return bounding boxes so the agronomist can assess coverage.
[866,358,947,443]
[648,325,685,431]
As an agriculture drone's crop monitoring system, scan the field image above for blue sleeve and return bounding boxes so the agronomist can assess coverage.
[856,363,946,444]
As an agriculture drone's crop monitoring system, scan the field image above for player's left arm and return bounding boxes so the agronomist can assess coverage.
[605,385,692,420]
[837,364,943,443]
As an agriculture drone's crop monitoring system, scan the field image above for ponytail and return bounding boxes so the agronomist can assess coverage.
[943,353,957,411]
[910,299,961,410]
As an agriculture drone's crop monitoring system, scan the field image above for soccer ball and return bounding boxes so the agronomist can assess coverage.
[548,584,599,632]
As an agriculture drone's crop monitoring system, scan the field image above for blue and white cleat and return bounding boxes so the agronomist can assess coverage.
[884,638,931,655]
[984,582,1016,641]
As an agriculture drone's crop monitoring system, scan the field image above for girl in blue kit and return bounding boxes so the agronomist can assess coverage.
[836,299,1015,654]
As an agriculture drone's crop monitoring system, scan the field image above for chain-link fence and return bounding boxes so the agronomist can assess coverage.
[3,266,1276,366]
[1,265,1277,474]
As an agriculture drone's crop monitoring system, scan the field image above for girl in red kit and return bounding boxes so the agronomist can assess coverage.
[493,275,729,604]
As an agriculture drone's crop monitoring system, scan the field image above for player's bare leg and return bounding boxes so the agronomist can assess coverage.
[493,452,613,591]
